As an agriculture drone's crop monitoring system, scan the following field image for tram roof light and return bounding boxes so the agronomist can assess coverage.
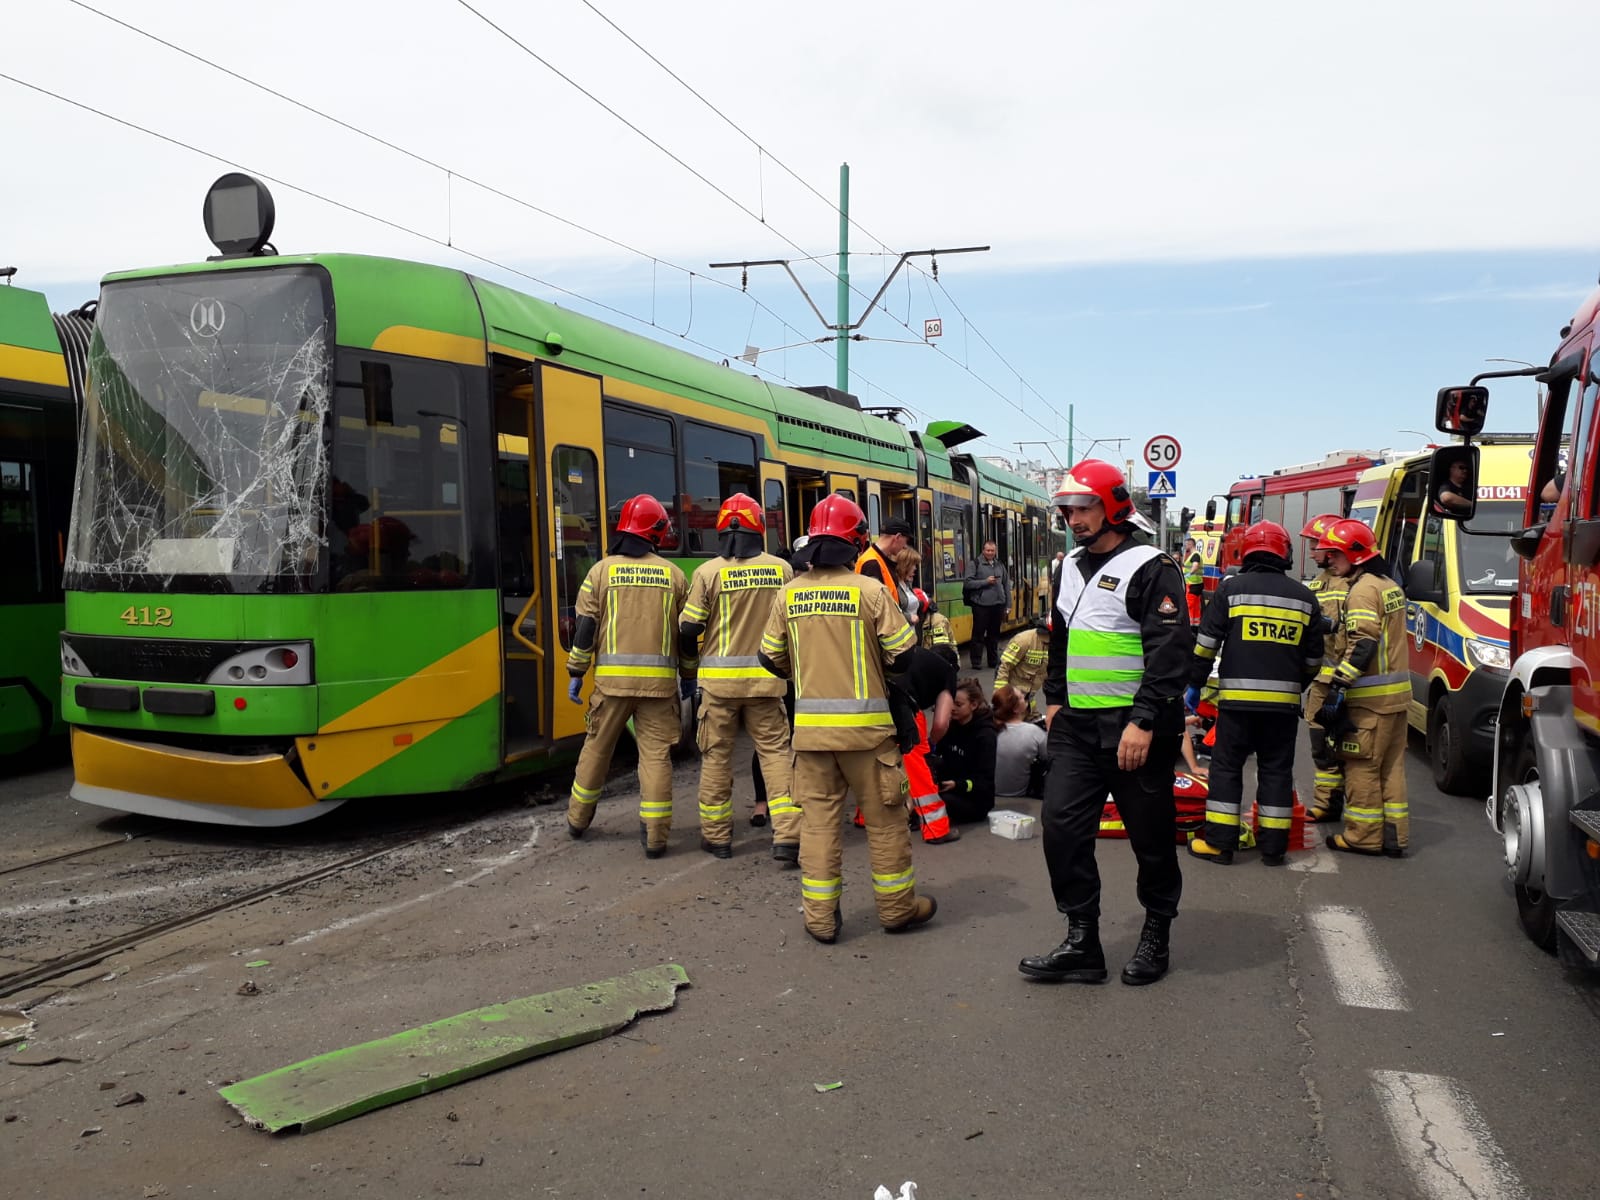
[204,173,276,259]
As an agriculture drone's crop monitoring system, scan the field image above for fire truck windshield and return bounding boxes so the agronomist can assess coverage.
[1459,500,1521,593]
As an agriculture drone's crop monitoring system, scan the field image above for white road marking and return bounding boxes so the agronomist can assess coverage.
[1305,905,1408,1011]
[1371,1071,1526,1200]
[289,818,540,946]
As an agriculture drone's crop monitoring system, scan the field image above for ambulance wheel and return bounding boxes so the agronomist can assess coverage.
[1427,699,1472,796]
[1509,739,1558,953]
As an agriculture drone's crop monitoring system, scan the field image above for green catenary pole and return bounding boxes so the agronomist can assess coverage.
[836,162,850,393]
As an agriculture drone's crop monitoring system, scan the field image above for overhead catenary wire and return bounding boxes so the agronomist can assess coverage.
[572,0,1081,450]
[0,71,923,405]
[58,0,832,383]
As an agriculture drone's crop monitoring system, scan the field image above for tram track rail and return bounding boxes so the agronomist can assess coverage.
[0,833,148,879]
[0,834,426,1000]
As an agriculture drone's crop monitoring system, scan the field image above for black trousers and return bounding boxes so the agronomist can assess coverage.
[1204,707,1299,855]
[969,603,1004,667]
[1040,716,1182,921]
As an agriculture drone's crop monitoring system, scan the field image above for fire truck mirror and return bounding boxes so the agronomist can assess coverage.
[1427,445,1480,522]
[1205,498,1217,521]
[1435,385,1488,437]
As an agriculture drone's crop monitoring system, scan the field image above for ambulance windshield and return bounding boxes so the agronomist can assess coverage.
[1459,500,1521,593]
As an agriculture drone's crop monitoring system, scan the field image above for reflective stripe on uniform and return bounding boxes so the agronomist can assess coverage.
[570,781,601,805]
[881,623,915,653]
[682,602,709,623]
[914,799,948,823]
[1218,676,1303,706]
[699,801,733,821]
[699,653,768,680]
[802,876,842,900]
[767,794,800,816]
[1346,670,1409,699]
[1257,804,1294,830]
[871,866,915,894]
[1228,592,1315,617]
[639,799,673,819]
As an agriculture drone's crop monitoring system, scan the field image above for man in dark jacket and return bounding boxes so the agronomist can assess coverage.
[1018,460,1194,989]
[1185,521,1324,867]
[964,541,1010,669]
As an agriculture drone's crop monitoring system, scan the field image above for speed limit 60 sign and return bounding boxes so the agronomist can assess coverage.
[1144,435,1181,470]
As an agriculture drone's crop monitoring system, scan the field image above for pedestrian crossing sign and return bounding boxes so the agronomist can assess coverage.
[1147,470,1177,498]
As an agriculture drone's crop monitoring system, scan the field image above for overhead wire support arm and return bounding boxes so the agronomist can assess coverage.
[709,245,989,335]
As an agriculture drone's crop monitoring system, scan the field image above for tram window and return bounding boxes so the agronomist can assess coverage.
[940,497,970,580]
[919,499,934,585]
[682,422,757,555]
[603,404,680,552]
[764,479,787,557]
[553,445,600,651]
[330,354,471,592]
[868,492,881,537]
[0,459,44,600]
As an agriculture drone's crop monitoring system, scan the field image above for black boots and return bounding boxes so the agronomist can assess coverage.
[1018,917,1108,983]
[1120,913,1171,986]
[771,842,799,868]
[700,838,732,860]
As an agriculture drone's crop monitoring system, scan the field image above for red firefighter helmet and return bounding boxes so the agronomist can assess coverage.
[1300,513,1341,541]
[716,492,765,535]
[1052,459,1135,525]
[808,493,869,548]
[616,494,671,546]
[913,587,929,608]
[1315,517,1379,565]
[1240,520,1292,563]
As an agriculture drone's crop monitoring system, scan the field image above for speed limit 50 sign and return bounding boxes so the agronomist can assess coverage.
[1143,435,1181,470]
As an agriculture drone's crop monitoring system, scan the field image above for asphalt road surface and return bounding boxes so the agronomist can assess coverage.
[2,733,1597,1200]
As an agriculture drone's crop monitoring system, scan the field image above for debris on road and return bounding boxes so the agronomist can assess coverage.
[245,960,270,969]
[8,1047,82,1066]
[813,1081,844,1093]
[114,1091,145,1107]
[236,981,261,997]
[219,963,691,1134]
[456,1154,484,1166]
[0,1008,34,1049]
[80,1126,102,1137]
[873,1183,919,1200]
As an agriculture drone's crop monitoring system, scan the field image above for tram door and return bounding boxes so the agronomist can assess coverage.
[536,364,607,744]
[759,460,789,556]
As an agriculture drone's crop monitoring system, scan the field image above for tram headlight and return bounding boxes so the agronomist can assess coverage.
[1466,639,1510,670]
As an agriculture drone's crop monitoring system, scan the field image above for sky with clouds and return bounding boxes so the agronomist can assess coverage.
[5,0,1598,506]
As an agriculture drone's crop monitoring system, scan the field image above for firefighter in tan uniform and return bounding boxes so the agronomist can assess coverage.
[1314,518,1409,857]
[916,589,956,661]
[758,495,937,944]
[679,494,799,863]
[565,494,694,859]
[1299,514,1351,822]
[995,617,1050,711]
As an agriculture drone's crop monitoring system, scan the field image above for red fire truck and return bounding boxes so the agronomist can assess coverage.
[1205,450,1393,585]
[1438,290,1600,967]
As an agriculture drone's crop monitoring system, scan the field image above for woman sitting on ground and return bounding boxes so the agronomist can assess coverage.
[934,678,997,822]
[992,685,1047,798]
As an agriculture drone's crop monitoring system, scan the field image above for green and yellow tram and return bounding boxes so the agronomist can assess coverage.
[60,183,1058,824]
[1,277,90,762]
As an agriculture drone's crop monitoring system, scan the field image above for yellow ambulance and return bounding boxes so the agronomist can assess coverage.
[1346,439,1527,794]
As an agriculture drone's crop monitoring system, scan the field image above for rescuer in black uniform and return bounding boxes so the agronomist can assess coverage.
[1018,459,1194,988]
[1185,521,1324,866]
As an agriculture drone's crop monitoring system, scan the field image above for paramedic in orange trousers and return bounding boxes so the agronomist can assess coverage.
[1019,459,1194,987]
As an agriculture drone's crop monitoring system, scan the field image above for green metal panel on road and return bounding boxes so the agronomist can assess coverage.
[218,964,691,1133]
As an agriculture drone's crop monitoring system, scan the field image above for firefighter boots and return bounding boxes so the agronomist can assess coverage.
[883,894,938,933]
[1186,836,1233,865]
[808,908,842,945]
[700,837,732,860]
[1018,917,1108,983]
[639,821,668,859]
[1121,913,1172,986]
[772,841,799,868]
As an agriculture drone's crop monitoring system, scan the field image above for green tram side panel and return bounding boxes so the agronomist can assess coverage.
[0,603,63,752]
[0,284,68,355]
[470,277,920,475]
[62,592,502,791]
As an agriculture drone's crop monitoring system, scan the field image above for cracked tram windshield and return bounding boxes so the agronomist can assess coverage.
[66,268,331,592]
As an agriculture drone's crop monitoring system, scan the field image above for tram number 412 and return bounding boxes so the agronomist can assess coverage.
[120,605,174,628]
